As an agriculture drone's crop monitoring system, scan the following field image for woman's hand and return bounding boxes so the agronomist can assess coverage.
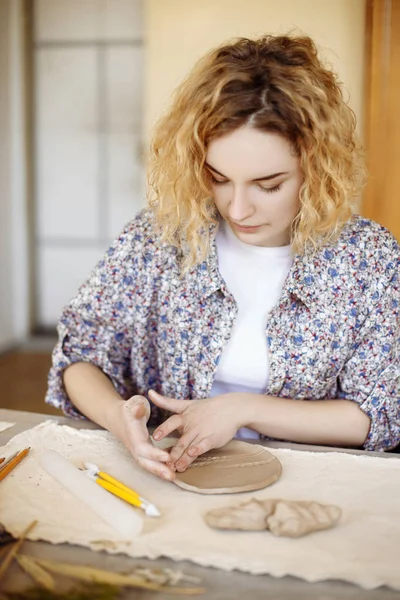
[110,395,175,481]
[148,390,246,472]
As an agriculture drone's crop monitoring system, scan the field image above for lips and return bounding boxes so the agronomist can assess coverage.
[231,222,261,232]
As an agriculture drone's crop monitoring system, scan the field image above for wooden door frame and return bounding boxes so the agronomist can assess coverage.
[362,0,393,223]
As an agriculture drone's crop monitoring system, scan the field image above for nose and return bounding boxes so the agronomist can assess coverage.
[228,186,255,223]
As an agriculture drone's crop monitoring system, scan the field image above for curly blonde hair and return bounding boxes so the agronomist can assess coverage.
[147,34,365,271]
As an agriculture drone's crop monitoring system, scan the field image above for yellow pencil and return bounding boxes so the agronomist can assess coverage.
[84,462,146,501]
[92,476,143,508]
[0,451,19,471]
[86,472,160,516]
[84,462,160,517]
[0,448,30,482]
[96,470,142,500]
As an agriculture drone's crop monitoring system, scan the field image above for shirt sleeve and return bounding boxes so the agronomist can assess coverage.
[45,223,141,418]
[337,271,400,451]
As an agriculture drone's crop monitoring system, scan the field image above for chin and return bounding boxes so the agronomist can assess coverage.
[241,231,289,247]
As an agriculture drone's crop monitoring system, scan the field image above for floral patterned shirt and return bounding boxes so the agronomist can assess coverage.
[46,209,400,451]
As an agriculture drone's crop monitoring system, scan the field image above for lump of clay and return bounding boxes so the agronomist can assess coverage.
[205,498,341,538]
[266,499,341,537]
[205,499,271,531]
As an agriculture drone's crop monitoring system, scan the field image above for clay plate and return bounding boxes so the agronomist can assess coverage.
[173,440,282,494]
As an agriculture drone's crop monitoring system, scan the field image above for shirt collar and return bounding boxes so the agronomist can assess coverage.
[189,225,226,300]
[193,224,323,311]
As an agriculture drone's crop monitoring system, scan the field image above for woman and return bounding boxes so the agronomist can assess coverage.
[46,34,400,481]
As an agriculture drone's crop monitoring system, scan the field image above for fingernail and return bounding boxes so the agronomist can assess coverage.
[163,472,172,481]
[188,447,197,457]
[176,462,186,472]
[153,431,162,440]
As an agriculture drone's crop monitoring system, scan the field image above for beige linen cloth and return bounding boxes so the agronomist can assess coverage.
[1,421,399,590]
[0,422,15,433]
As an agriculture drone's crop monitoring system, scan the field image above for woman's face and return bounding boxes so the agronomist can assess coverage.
[206,125,303,247]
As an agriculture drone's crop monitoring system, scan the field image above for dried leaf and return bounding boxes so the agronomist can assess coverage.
[131,567,201,586]
[158,568,201,585]
[0,523,16,546]
[0,547,8,562]
[89,540,120,550]
[16,554,55,591]
[2,582,120,600]
[0,520,37,582]
[126,567,170,586]
[33,558,205,595]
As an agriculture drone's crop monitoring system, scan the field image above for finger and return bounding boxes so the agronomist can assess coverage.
[136,456,176,481]
[152,414,183,441]
[186,436,215,459]
[148,390,190,414]
[130,402,147,420]
[125,396,151,422]
[169,433,198,468]
[173,436,217,473]
[134,440,171,464]
[172,434,203,472]
[124,419,171,463]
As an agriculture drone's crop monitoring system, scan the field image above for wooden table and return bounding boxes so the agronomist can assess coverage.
[0,408,399,599]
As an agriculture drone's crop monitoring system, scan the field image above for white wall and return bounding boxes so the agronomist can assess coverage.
[145,0,366,140]
[0,0,29,352]
[33,0,145,327]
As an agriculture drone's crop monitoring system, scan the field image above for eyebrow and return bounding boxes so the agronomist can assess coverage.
[205,162,288,182]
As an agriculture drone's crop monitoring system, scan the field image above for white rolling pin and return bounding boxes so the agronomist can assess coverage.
[37,450,143,537]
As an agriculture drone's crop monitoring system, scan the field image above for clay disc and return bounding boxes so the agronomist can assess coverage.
[173,440,282,494]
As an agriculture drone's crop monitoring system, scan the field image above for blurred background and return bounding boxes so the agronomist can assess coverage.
[0,0,398,414]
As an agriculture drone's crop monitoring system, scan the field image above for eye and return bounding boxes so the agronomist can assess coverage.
[258,183,282,194]
[209,174,228,186]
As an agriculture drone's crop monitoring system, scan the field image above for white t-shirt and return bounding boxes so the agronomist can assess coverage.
[210,221,293,438]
